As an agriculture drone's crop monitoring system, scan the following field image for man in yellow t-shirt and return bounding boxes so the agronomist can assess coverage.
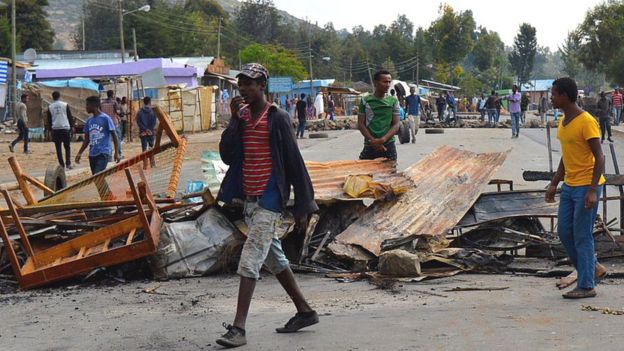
[545,77,607,299]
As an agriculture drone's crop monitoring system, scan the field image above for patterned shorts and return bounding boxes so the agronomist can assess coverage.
[237,200,290,279]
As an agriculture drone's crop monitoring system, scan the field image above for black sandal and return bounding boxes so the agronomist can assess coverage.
[276,311,319,333]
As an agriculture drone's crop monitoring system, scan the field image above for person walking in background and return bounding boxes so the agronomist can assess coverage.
[486,90,497,126]
[120,97,129,141]
[326,92,335,121]
[314,91,324,119]
[305,95,316,120]
[539,92,548,124]
[101,90,122,159]
[296,93,307,138]
[75,96,120,175]
[612,88,622,125]
[435,93,446,123]
[9,94,30,154]
[478,94,486,121]
[446,91,456,123]
[136,96,157,152]
[521,91,530,124]
[597,91,613,143]
[405,86,421,143]
[47,91,74,169]
[545,77,607,299]
[503,85,522,138]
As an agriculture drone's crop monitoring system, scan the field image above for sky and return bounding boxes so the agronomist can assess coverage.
[271,0,604,50]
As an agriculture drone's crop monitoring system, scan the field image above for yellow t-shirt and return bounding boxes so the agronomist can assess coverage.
[557,112,606,186]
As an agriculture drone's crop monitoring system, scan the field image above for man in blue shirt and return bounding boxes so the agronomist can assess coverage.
[75,96,120,175]
[404,87,421,143]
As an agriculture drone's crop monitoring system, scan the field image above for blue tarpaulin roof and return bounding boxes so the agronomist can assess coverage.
[521,79,554,92]
[39,78,99,91]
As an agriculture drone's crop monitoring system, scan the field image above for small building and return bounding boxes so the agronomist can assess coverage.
[521,79,554,105]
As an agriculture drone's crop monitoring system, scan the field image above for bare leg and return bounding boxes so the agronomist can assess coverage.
[233,276,257,330]
[275,267,313,313]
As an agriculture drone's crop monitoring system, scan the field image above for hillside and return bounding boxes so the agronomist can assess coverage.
[45,0,309,50]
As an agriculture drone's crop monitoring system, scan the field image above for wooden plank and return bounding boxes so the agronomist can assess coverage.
[153,105,181,147]
[102,239,111,252]
[167,137,187,198]
[22,174,54,194]
[0,215,24,283]
[1,190,39,267]
[8,157,37,205]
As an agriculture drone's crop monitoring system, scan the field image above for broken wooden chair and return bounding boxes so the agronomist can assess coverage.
[0,169,162,289]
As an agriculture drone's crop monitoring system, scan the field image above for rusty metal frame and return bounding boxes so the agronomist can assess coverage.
[0,169,162,289]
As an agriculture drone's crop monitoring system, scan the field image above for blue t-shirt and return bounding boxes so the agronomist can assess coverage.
[399,106,406,121]
[84,113,115,157]
[405,94,420,115]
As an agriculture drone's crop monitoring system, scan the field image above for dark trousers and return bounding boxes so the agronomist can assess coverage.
[89,154,109,175]
[297,119,306,137]
[121,120,128,140]
[52,129,72,167]
[140,135,154,152]
[11,119,29,152]
[359,140,397,161]
[600,118,612,140]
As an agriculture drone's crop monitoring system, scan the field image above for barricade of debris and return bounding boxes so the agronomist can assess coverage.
[2,123,624,292]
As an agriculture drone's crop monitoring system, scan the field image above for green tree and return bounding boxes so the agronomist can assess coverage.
[471,27,504,72]
[184,0,227,22]
[239,43,307,81]
[381,57,398,78]
[0,17,12,57]
[508,23,537,85]
[559,32,581,78]
[427,4,476,67]
[9,0,54,51]
[235,0,282,44]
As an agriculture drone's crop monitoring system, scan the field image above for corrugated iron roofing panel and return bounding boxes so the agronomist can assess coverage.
[329,146,509,257]
[306,159,412,203]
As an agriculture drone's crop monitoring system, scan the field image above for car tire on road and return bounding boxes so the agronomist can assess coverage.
[425,128,445,134]
[398,122,411,144]
[308,132,329,139]
[43,164,67,196]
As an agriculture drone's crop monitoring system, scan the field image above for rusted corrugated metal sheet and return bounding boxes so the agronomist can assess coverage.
[328,145,509,257]
[306,159,412,203]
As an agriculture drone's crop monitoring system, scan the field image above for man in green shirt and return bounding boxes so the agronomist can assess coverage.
[357,70,401,160]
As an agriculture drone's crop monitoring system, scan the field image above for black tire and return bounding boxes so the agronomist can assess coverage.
[425,128,445,134]
[43,164,67,196]
[308,132,329,139]
[398,122,411,144]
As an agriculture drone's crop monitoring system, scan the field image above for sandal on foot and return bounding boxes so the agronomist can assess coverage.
[562,288,596,299]
[556,271,577,290]
[276,311,319,333]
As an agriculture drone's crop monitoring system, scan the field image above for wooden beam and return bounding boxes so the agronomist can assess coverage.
[8,157,37,205]
[153,105,181,147]
[22,174,54,194]
[0,189,39,267]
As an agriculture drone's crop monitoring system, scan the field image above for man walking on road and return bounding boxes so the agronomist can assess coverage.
[9,94,30,154]
[446,91,457,123]
[503,85,522,138]
[357,70,401,160]
[485,90,497,126]
[296,93,307,138]
[47,91,75,169]
[435,93,446,122]
[404,86,421,143]
[539,92,548,124]
[545,77,608,299]
[75,96,120,175]
[597,91,613,143]
[216,63,319,348]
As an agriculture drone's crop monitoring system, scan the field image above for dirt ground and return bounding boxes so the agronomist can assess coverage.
[3,122,624,350]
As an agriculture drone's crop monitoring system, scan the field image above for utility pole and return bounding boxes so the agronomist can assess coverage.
[118,0,125,63]
[81,0,86,50]
[349,56,352,82]
[307,19,313,99]
[238,50,241,70]
[10,0,16,121]
[416,55,420,87]
[217,17,222,59]
[132,28,138,61]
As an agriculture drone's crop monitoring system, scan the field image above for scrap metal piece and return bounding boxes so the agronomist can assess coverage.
[0,169,162,290]
[328,146,508,258]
